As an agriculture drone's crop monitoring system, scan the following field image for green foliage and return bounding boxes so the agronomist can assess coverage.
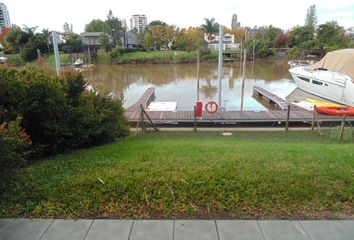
[66,33,82,53]
[305,5,318,28]
[99,33,111,52]
[0,67,129,157]
[316,21,350,53]
[142,32,153,51]
[0,118,31,170]
[201,18,219,40]
[289,25,315,48]
[148,20,167,28]
[175,27,207,52]
[85,19,107,32]
[5,27,29,54]
[106,10,124,47]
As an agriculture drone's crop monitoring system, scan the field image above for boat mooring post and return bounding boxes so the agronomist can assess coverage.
[339,114,347,141]
[217,25,223,107]
[52,32,61,76]
[194,106,197,132]
[311,105,316,131]
[285,104,291,132]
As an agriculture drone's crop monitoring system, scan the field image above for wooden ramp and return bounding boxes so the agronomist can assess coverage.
[124,87,354,125]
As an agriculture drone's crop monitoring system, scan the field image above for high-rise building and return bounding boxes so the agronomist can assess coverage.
[231,14,240,30]
[130,15,147,33]
[0,2,10,30]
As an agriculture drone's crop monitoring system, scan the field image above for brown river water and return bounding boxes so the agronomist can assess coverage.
[81,60,297,111]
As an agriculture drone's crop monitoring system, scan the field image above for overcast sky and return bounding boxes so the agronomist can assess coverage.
[4,0,354,33]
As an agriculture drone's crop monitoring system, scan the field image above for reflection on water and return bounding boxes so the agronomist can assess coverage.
[82,60,297,110]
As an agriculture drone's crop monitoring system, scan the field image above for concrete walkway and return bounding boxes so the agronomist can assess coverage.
[0,219,353,240]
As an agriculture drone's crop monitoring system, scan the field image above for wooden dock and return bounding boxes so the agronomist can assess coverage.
[124,87,354,125]
[126,87,156,112]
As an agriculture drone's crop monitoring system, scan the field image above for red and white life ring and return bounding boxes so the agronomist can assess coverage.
[205,101,219,114]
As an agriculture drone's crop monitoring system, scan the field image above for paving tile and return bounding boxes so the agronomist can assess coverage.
[41,219,92,240]
[300,220,353,240]
[0,219,53,240]
[0,219,13,235]
[175,220,218,240]
[84,220,132,240]
[258,220,309,240]
[130,220,173,240]
[341,221,354,236]
[217,220,263,240]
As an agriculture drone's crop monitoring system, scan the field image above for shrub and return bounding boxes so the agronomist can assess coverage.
[0,67,129,158]
[0,118,31,170]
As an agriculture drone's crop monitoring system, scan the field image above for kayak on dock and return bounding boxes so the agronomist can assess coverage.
[316,106,354,116]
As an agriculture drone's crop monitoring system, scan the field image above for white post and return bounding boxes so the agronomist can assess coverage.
[217,25,223,106]
[52,32,61,76]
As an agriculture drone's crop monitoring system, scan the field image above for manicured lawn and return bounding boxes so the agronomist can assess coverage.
[0,131,353,219]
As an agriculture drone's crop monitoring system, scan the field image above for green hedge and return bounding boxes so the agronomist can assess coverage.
[0,67,129,163]
[0,118,31,169]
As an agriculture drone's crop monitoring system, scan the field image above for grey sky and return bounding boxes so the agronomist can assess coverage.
[5,0,354,32]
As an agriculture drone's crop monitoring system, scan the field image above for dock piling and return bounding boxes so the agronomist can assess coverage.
[311,105,316,131]
[285,104,290,132]
[339,115,347,141]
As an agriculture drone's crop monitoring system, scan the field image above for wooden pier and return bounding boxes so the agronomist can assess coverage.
[124,87,354,126]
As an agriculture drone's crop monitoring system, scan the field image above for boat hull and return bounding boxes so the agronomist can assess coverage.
[289,67,354,106]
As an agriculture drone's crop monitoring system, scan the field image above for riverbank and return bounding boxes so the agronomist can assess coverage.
[97,50,219,64]
[1,131,353,219]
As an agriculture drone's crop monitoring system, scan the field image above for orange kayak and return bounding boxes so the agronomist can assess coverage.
[316,106,354,116]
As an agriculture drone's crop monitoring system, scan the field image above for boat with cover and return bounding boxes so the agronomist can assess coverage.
[289,49,354,106]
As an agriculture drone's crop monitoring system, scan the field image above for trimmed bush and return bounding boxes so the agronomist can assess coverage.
[0,67,129,159]
[0,118,31,169]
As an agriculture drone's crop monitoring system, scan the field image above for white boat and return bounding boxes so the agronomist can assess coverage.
[289,49,354,106]
[73,58,84,67]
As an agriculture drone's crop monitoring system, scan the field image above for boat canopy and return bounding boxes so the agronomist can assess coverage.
[309,49,354,79]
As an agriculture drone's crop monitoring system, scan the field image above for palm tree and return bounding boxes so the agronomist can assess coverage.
[201,18,219,41]
[5,27,28,54]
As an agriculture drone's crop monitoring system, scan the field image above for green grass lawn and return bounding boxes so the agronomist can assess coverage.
[97,50,218,64]
[1,131,353,219]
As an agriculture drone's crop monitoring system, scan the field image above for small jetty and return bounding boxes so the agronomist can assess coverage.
[124,87,354,126]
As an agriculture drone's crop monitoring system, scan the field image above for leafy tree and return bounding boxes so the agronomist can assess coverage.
[5,27,29,54]
[274,32,289,48]
[106,10,123,47]
[66,33,82,53]
[99,33,111,52]
[175,27,206,52]
[148,20,167,28]
[85,19,107,32]
[288,25,315,48]
[41,28,52,53]
[201,18,219,41]
[316,21,350,53]
[305,5,317,28]
[142,32,153,51]
[63,22,73,33]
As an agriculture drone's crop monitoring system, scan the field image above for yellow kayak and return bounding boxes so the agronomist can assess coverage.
[305,98,343,107]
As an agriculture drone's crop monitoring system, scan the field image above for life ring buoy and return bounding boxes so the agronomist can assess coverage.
[205,101,219,114]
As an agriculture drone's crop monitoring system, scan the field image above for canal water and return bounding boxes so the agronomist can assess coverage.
[82,60,297,111]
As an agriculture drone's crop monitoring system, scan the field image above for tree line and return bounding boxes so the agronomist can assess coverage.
[0,5,352,62]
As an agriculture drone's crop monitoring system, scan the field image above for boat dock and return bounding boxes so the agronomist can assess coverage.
[124,87,354,126]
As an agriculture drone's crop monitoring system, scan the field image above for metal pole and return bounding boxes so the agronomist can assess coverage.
[217,25,223,106]
[196,50,200,101]
[52,32,61,76]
